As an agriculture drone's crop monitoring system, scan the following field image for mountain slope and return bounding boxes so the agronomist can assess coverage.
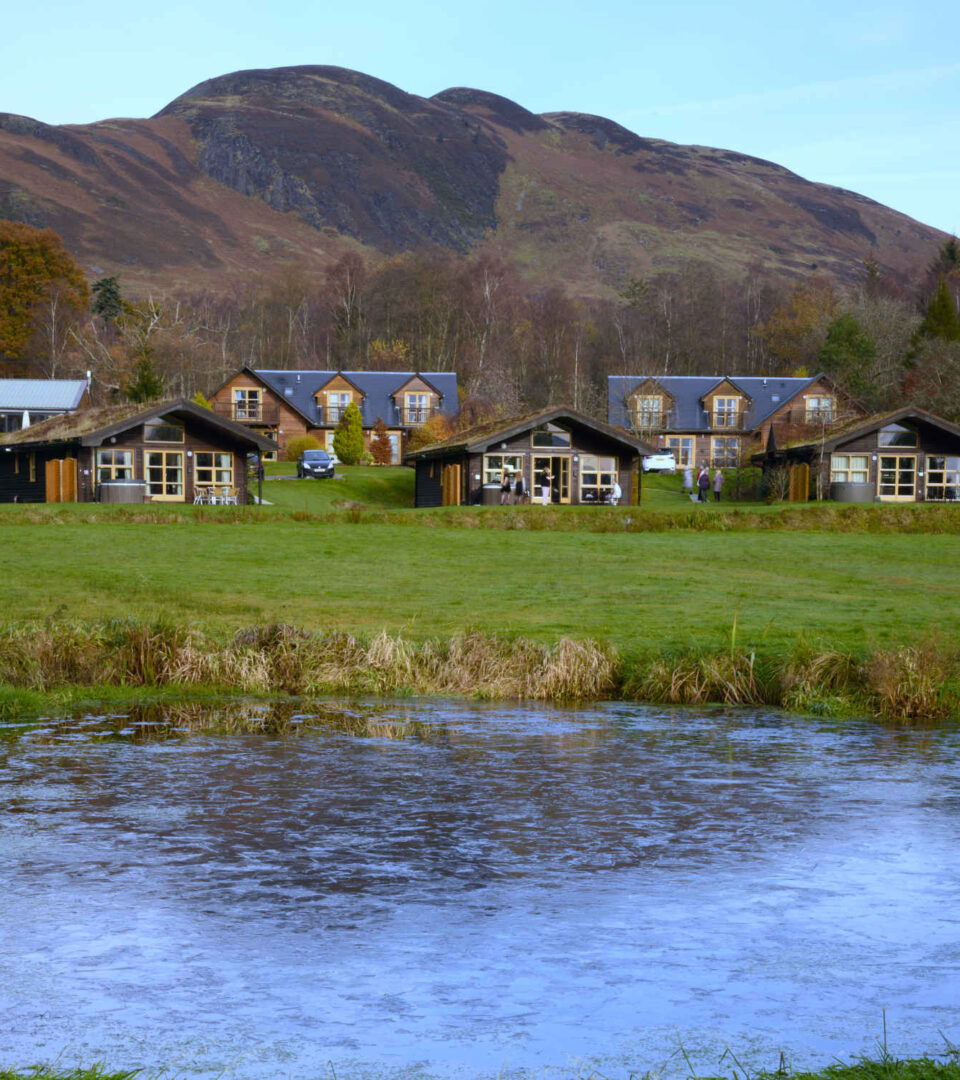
[0,65,946,295]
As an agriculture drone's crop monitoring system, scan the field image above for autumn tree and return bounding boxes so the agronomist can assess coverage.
[370,417,393,464]
[332,401,364,464]
[757,277,838,371]
[0,222,88,372]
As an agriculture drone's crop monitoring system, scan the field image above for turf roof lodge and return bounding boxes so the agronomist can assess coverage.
[210,367,459,461]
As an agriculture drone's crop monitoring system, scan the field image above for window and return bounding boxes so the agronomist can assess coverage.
[665,436,693,467]
[633,395,664,429]
[327,392,351,423]
[233,388,261,420]
[96,449,133,483]
[830,454,869,483]
[711,437,739,466]
[878,455,916,499]
[925,456,960,501]
[29,453,36,482]
[713,396,740,428]
[805,396,835,424]
[483,454,523,485]
[532,423,571,448]
[146,450,183,499]
[879,423,918,447]
[144,418,184,443]
[195,451,233,495]
[580,455,618,502]
[404,393,429,424]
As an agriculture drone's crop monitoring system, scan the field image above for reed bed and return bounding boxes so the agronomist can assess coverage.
[0,619,957,723]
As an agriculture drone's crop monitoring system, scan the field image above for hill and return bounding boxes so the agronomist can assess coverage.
[0,65,947,296]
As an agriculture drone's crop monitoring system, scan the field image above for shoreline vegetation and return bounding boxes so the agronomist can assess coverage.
[4,1052,960,1079]
[1,621,957,724]
[3,500,960,533]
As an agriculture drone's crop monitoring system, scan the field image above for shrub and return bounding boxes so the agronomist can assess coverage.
[333,402,364,464]
[360,450,375,465]
[371,416,393,465]
[285,434,321,462]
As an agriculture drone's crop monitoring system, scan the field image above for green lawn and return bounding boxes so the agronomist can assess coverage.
[259,464,415,510]
[2,521,958,657]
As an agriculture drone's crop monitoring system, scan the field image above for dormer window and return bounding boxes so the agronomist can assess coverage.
[805,396,835,424]
[633,395,664,429]
[404,392,429,424]
[713,396,740,428]
[326,391,351,423]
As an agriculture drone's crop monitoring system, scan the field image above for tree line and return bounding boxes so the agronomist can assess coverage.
[2,220,959,420]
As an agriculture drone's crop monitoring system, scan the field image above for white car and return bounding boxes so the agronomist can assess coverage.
[642,449,677,473]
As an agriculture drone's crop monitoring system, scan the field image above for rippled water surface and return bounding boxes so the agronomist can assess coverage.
[2,700,960,1079]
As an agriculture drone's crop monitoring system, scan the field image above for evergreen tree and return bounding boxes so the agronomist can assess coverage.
[91,276,123,323]
[332,401,364,464]
[818,312,877,399]
[371,416,393,464]
[917,278,960,342]
[126,355,165,402]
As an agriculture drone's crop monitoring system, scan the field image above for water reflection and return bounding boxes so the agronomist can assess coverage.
[2,700,959,1079]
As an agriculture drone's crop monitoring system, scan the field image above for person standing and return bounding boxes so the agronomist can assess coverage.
[539,467,552,506]
[713,468,725,503]
[514,468,527,504]
[697,466,710,503]
[682,465,694,495]
[500,469,512,505]
[610,478,622,506]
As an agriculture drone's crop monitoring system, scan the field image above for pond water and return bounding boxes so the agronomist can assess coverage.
[2,700,960,1079]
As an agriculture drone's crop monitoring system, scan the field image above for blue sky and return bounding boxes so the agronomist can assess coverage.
[3,0,958,235]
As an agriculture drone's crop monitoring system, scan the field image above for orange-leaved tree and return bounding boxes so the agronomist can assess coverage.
[0,221,88,370]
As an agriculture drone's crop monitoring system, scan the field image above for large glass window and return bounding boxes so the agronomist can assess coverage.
[195,452,233,496]
[483,454,524,484]
[233,388,261,420]
[926,456,960,501]
[579,455,618,502]
[830,454,869,483]
[711,437,739,466]
[144,419,184,443]
[96,449,133,482]
[404,393,429,424]
[805,396,835,423]
[879,423,918,447]
[633,396,663,429]
[532,424,571,448]
[665,436,693,467]
[326,392,351,423]
[146,451,183,499]
[878,455,916,499]
[713,397,740,428]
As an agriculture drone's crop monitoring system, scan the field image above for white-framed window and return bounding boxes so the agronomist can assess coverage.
[830,454,869,483]
[96,449,133,483]
[483,454,523,484]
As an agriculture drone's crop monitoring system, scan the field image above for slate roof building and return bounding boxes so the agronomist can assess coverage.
[0,378,89,433]
[209,367,459,461]
[0,399,274,504]
[404,406,654,507]
[607,373,861,467]
[754,407,960,503]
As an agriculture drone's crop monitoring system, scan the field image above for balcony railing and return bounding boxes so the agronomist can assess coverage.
[712,411,743,429]
[212,401,281,425]
[397,405,440,426]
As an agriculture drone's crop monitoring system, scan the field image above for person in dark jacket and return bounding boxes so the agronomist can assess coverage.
[697,467,710,502]
[500,470,512,505]
[514,469,527,504]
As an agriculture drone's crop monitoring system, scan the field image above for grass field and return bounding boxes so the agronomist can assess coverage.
[2,521,959,656]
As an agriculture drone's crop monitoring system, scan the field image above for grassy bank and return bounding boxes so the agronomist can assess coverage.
[1,621,957,722]
[1,522,958,654]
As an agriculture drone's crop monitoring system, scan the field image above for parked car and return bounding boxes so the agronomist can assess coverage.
[297,448,335,479]
[642,449,677,473]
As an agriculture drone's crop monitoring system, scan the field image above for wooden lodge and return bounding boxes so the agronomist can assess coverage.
[0,400,275,504]
[754,407,960,503]
[404,407,654,507]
